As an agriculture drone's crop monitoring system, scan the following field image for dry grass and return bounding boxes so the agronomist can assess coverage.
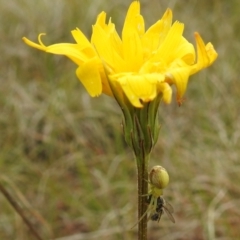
[1,0,240,239]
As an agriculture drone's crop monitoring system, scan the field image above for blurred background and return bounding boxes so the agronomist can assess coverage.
[0,0,240,239]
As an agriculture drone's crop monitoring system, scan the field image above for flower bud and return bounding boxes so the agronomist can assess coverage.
[149,165,169,189]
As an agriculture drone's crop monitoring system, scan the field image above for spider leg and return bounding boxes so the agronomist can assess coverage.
[131,193,156,229]
[131,204,152,229]
[153,196,157,210]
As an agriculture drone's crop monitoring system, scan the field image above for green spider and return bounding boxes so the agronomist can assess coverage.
[132,166,175,228]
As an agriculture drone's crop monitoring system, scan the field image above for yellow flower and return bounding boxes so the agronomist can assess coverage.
[23,1,217,108]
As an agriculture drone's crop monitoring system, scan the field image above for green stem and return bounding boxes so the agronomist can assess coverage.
[137,154,149,240]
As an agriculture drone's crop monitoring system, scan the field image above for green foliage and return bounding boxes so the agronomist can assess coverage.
[1,0,240,239]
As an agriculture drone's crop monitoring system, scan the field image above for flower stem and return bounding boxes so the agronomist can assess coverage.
[136,154,149,240]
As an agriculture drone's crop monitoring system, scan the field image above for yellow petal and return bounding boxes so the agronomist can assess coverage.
[107,22,123,59]
[98,63,113,97]
[92,12,123,57]
[112,73,160,107]
[23,33,95,65]
[205,42,218,65]
[123,1,143,36]
[191,32,218,74]
[76,57,102,97]
[166,59,191,103]
[157,8,173,46]
[46,43,91,65]
[47,30,96,64]
[194,33,209,69]
[92,23,125,72]
[72,28,92,48]
[95,11,107,29]
[122,1,144,71]
[123,31,143,71]
[174,37,195,65]
[22,33,47,51]
[141,8,172,58]
[153,21,184,63]
[71,28,96,57]
[157,82,172,104]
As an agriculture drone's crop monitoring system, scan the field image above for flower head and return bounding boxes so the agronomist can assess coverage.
[23,1,217,108]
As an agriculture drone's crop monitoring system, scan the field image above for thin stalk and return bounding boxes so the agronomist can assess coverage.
[0,181,43,240]
[137,154,149,240]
